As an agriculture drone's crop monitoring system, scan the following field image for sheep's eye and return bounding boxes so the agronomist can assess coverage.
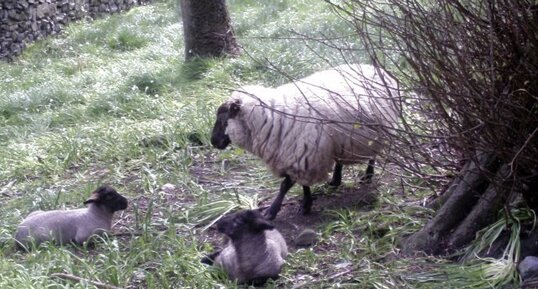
[233,220,242,229]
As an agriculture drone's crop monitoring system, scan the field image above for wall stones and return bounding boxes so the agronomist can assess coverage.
[0,0,152,60]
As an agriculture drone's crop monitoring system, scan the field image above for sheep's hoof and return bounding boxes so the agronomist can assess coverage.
[327,180,341,187]
[263,208,278,220]
[360,174,373,183]
[297,205,311,216]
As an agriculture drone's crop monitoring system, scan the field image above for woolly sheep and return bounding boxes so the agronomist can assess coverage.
[202,209,288,285]
[211,64,400,220]
[15,186,128,248]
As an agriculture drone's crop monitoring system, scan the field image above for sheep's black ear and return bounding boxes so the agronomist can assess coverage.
[229,101,240,118]
[251,216,274,231]
[83,192,99,205]
[83,186,108,204]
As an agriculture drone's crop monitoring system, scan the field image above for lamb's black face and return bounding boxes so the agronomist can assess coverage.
[103,189,128,212]
[85,186,128,212]
[216,210,274,239]
[210,101,240,150]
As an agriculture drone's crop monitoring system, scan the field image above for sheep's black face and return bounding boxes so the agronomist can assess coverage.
[103,190,128,212]
[86,186,128,213]
[217,210,274,239]
[210,102,240,150]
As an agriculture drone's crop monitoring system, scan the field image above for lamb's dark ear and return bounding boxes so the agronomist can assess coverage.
[252,216,274,231]
[229,101,240,118]
[83,186,109,204]
[83,192,100,205]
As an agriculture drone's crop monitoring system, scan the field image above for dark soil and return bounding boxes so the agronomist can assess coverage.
[186,150,380,251]
[263,185,378,249]
[112,150,380,255]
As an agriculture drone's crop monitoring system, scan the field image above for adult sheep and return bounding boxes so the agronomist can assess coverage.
[211,63,400,220]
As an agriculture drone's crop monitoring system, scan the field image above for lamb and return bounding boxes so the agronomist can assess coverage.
[211,63,400,220]
[202,209,288,285]
[15,185,128,249]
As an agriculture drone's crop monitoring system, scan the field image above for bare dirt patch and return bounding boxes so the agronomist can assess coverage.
[187,150,381,251]
[261,184,378,249]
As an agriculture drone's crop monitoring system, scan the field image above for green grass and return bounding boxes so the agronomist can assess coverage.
[0,0,524,288]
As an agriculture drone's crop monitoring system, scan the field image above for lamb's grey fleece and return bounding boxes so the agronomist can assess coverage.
[15,205,114,246]
[225,63,400,186]
[215,229,288,283]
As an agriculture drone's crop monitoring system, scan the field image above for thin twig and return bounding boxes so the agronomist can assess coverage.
[50,273,122,289]
[291,269,353,289]
[509,126,538,177]
[112,231,143,237]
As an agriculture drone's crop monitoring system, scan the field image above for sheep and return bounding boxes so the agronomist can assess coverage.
[211,63,400,220]
[15,185,128,249]
[202,209,288,285]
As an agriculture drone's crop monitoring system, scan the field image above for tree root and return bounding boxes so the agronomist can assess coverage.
[403,151,503,255]
[447,164,510,249]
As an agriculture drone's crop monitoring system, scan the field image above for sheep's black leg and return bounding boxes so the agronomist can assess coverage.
[265,175,295,220]
[301,186,313,215]
[361,159,376,183]
[328,163,343,187]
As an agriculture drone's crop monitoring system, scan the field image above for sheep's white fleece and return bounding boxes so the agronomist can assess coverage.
[225,64,400,186]
[15,205,113,246]
[215,229,288,282]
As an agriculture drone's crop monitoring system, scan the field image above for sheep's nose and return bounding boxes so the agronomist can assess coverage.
[211,135,231,150]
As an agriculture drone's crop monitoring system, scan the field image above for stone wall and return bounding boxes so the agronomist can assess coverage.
[0,0,152,60]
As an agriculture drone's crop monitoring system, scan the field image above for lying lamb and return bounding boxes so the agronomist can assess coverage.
[202,209,288,285]
[15,185,128,249]
[211,63,400,219]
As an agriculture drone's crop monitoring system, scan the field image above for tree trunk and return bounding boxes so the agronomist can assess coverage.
[180,0,240,60]
[402,151,511,255]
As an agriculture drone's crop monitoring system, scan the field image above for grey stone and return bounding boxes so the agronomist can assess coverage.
[36,4,47,18]
[36,3,56,18]
[28,7,36,20]
[8,9,20,20]
[519,256,538,280]
[295,228,319,247]
[16,2,29,10]
[16,32,25,42]
[55,13,65,23]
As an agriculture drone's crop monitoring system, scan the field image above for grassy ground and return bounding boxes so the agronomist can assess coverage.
[0,0,518,288]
